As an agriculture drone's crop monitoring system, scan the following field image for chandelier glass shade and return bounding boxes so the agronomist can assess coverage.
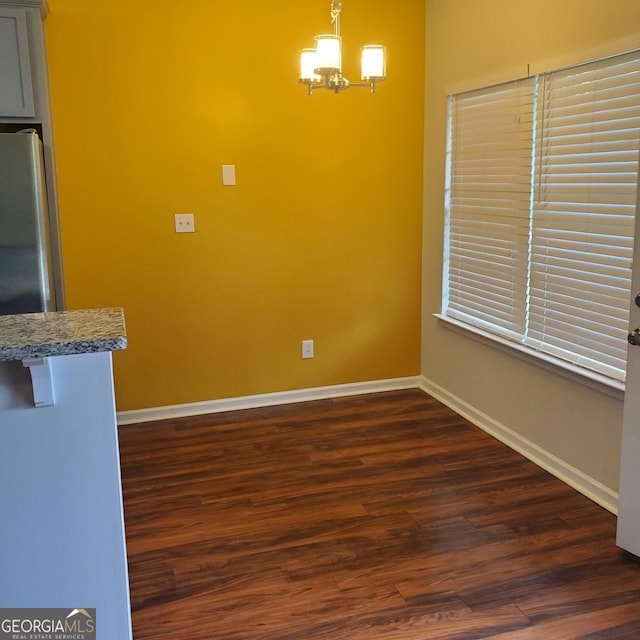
[299,1,386,95]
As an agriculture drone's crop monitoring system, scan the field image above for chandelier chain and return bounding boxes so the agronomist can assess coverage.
[330,0,342,24]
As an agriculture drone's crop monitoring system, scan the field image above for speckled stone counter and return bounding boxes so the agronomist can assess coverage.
[0,307,127,361]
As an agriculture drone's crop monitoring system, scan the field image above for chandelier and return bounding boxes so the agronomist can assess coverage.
[298,0,386,95]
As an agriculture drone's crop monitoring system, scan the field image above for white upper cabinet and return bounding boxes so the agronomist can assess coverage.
[0,8,35,117]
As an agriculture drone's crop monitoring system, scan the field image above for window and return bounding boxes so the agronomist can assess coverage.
[443,51,640,383]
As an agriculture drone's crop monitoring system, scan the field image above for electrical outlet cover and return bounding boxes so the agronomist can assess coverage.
[175,213,195,233]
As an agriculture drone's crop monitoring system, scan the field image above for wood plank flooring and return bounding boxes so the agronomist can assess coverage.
[118,389,640,639]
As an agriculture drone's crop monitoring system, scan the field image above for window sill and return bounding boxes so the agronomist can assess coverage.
[433,314,625,401]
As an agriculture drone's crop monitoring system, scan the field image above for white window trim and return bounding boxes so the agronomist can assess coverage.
[434,312,624,401]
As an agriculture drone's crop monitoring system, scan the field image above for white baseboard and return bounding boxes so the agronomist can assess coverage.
[417,376,619,515]
[117,376,422,426]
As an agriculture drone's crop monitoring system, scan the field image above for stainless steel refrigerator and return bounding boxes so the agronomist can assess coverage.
[0,130,55,315]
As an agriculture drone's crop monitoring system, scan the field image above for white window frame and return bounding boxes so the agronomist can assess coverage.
[440,50,640,392]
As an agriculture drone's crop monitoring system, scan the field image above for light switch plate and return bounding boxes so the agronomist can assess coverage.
[175,213,195,233]
[302,339,314,359]
[222,164,236,186]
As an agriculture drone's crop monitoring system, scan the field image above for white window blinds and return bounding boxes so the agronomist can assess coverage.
[445,78,534,341]
[444,51,640,383]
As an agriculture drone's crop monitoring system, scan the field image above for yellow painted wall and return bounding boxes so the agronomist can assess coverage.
[44,0,425,411]
[422,0,640,492]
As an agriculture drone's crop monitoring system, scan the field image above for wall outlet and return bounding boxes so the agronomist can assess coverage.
[175,213,195,233]
[302,339,314,359]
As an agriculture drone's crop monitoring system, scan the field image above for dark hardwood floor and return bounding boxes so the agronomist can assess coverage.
[118,389,640,639]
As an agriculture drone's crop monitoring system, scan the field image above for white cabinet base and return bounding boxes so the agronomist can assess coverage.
[0,352,132,640]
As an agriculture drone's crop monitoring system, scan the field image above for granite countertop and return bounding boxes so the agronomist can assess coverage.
[0,308,127,361]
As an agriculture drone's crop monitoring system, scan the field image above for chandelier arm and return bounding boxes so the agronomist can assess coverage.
[349,81,379,93]
[307,79,377,95]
